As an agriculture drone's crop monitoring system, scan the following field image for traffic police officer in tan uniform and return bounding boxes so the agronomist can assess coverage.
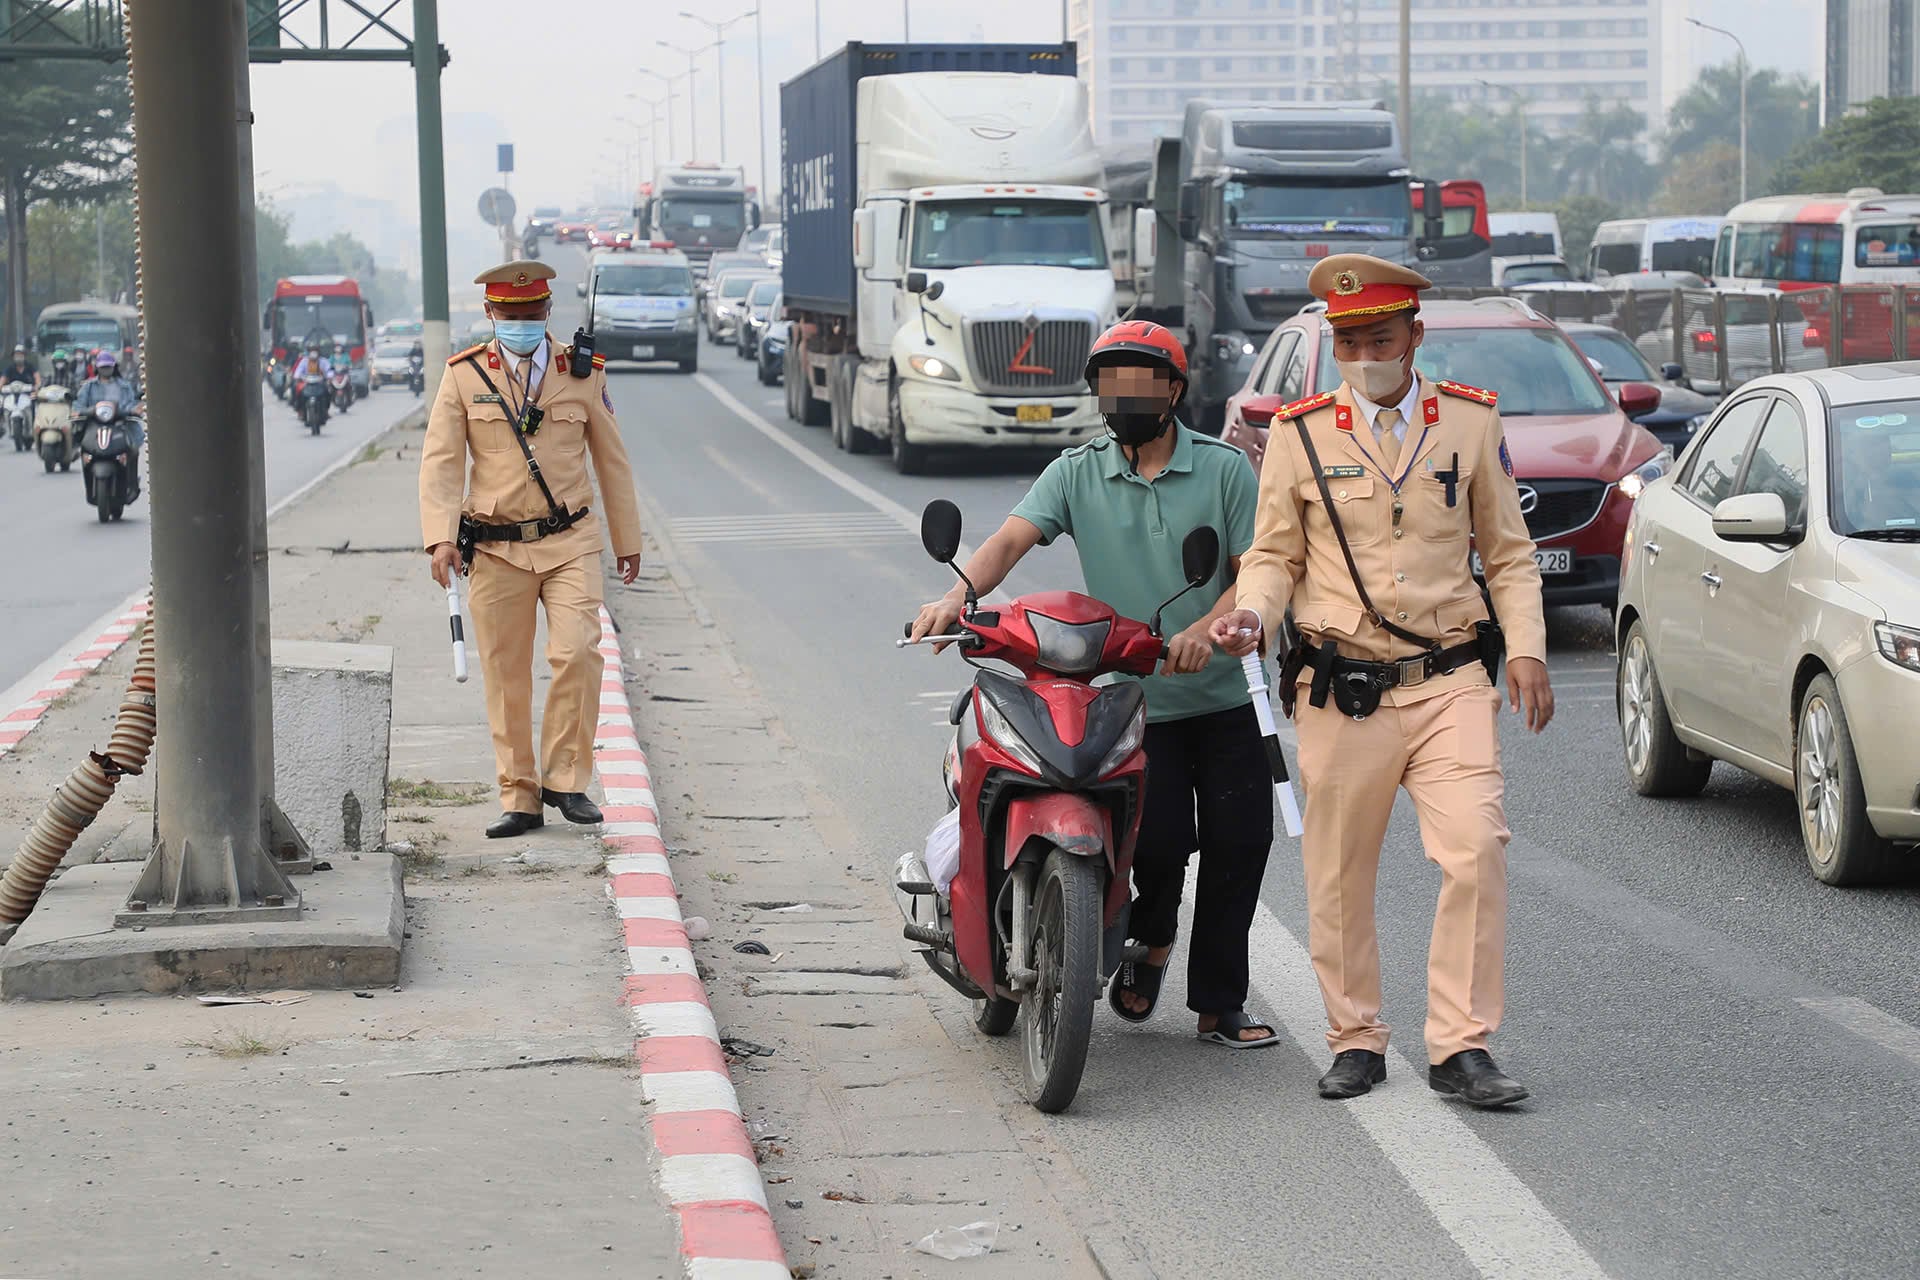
[419,260,644,838]
[1212,254,1553,1107]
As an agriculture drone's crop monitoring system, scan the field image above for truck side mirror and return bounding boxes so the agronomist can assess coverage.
[1132,207,1157,277]
[1177,181,1202,241]
[853,207,876,271]
[906,271,928,295]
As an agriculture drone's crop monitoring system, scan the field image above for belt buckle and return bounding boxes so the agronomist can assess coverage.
[1397,654,1428,688]
[517,519,542,542]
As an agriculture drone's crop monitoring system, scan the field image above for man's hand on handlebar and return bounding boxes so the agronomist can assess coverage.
[909,594,966,653]
[1162,622,1214,675]
[1209,608,1264,658]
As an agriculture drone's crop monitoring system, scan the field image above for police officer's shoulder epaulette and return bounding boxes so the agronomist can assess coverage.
[1435,379,1498,406]
[447,342,487,366]
[1275,391,1336,421]
[590,353,607,370]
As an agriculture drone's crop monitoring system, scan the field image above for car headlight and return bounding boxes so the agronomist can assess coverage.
[1094,703,1147,778]
[1616,449,1674,501]
[908,354,962,382]
[1874,622,1920,672]
[978,696,1045,775]
[675,316,696,331]
[1686,414,1707,433]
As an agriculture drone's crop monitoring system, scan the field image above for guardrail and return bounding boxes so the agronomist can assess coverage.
[1431,284,1920,396]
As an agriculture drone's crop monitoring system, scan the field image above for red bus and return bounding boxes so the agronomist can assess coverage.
[264,275,373,393]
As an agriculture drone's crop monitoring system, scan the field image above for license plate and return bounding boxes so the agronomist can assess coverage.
[1473,548,1573,576]
[632,344,654,358]
[1015,404,1053,423]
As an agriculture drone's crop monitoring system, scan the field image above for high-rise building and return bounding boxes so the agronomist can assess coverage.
[1825,0,1919,118]
[1070,0,1663,146]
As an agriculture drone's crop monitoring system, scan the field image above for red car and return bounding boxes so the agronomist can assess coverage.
[1221,297,1670,608]
[553,219,590,243]
[586,221,635,250]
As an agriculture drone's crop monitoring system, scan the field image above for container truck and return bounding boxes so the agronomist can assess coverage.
[780,42,1113,473]
[1128,101,1441,432]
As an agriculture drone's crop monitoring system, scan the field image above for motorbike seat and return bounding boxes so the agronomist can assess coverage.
[949,686,973,726]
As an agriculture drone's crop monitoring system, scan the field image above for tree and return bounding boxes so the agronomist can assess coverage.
[1554,99,1655,206]
[1653,142,1743,216]
[1770,96,1920,196]
[1549,195,1621,276]
[1662,63,1819,187]
[254,200,419,326]
[0,51,133,346]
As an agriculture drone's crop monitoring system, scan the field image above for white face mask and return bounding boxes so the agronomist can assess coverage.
[1335,355,1414,402]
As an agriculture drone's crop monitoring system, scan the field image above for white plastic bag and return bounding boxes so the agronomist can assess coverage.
[923,807,961,893]
[913,1220,998,1259]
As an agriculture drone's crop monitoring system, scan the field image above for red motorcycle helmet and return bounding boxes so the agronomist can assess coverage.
[1084,320,1189,391]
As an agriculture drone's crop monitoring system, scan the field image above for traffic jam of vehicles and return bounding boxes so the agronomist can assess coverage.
[443,40,1920,1120]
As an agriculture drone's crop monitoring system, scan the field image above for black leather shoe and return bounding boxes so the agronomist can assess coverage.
[541,788,603,825]
[1428,1049,1529,1108]
[1318,1049,1387,1099]
[485,810,544,839]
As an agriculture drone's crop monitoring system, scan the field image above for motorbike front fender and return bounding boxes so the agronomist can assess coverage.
[1002,792,1112,871]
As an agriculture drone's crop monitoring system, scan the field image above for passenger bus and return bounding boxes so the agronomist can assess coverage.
[34,301,141,387]
[1589,216,1722,279]
[1712,191,1920,361]
[1415,179,1493,287]
[263,275,373,395]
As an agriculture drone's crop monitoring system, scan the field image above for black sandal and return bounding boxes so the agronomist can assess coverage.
[1107,953,1169,1024]
[1197,1009,1280,1050]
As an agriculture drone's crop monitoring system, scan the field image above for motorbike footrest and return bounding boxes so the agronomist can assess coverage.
[902,922,951,951]
[895,879,936,896]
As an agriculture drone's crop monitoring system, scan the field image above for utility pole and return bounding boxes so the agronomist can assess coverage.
[1398,0,1413,166]
[1690,19,1750,203]
[413,0,450,398]
[122,0,296,925]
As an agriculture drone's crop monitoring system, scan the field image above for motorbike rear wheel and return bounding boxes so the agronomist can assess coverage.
[1021,848,1103,1113]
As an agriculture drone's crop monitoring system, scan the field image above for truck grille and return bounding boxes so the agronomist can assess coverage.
[965,318,1095,396]
[1518,479,1607,541]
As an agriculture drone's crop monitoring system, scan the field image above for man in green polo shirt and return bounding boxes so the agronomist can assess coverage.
[907,321,1276,1049]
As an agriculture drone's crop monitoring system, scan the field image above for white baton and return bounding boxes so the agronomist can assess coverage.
[1240,647,1304,838]
[446,576,469,683]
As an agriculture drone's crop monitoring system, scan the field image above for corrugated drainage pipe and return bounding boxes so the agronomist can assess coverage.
[0,621,157,928]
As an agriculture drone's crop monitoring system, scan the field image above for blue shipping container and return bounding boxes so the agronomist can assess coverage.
[779,42,1078,317]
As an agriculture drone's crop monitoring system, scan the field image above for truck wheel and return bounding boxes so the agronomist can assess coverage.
[842,361,880,454]
[889,377,928,475]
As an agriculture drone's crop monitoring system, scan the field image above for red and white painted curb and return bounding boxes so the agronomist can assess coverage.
[0,596,150,760]
[594,607,790,1280]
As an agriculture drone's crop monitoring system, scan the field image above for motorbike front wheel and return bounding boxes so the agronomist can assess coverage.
[1021,848,1104,1113]
[974,994,1018,1036]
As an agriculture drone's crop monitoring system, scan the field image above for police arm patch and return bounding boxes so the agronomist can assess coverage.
[1499,437,1514,477]
[602,384,614,411]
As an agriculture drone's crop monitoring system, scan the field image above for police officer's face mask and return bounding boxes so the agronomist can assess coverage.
[1333,317,1421,402]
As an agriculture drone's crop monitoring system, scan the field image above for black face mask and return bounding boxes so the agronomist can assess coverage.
[1102,396,1173,448]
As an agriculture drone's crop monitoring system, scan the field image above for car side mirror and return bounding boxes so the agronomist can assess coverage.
[1181,526,1220,587]
[920,498,962,564]
[1617,381,1661,418]
[1660,361,1684,382]
[576,282,587,298]
[1711,492,1792,543]
[905,271,929,295]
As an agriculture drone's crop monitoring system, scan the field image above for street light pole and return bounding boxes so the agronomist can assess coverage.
[658,40,714,158]
[679,10,755,166]
[1398,0,1412,165]
[754,7,769,207]
[1479,79,1527,206]
[1689,18,1749,203]
[631,75,680,161]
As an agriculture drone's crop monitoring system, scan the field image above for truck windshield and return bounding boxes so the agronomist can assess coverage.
[1224,179,1409,240]
[594,264,693,296]
[660,198,745,235]
[911,200,1106,269]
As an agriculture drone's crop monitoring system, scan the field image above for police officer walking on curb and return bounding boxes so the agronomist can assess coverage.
[419,260,644,838]
[1211,254,1553,1107]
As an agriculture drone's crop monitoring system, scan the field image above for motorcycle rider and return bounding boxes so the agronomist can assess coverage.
[907,321,1277,1048]
[6,343,42,391]
[49,349,75,393]
[75,350,142,499]
[292,341,331,403]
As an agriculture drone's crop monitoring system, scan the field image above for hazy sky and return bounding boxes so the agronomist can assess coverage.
[247,0,1822,273]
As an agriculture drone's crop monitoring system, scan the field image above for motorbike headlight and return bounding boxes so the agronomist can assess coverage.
[1094,703,1148,778]
[1874,622,1920,673]
[977,695,1045,775]
[93,400,114,422]
[908,354,962,382]
[1616,449,1674,501]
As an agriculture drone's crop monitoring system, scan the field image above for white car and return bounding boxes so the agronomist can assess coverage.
[367,340,414,390]
[1615,366,1920,884]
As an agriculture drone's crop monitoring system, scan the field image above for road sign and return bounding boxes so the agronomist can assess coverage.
[497,143,514,174]
[478,187,516,228]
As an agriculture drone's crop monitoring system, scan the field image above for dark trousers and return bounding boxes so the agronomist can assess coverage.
[1130,703,1275,1015]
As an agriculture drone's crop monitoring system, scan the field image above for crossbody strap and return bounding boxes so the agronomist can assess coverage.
[1290,413,1437,650]
[462,356,569,524]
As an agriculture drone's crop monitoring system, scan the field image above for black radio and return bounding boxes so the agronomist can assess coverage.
[569,327,595,378]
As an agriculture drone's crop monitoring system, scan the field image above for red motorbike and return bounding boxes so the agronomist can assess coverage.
[896,499,1219,1112]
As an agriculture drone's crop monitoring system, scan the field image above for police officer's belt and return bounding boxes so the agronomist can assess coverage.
[1290,636,1487,719]
[463,510,589,544]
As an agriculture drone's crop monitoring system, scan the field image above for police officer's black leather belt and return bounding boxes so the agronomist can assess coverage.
[457,355,587,555]
[1287,413,1503,720]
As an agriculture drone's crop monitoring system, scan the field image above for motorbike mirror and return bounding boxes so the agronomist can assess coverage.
[920,499,962,564]
[1181,526,1220,588]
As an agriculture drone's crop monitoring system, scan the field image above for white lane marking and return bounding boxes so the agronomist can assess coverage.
[1244,902,1611,1280]
[1797,996,1920,1069]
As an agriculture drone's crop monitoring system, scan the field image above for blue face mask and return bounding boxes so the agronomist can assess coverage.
[492,319,545,355]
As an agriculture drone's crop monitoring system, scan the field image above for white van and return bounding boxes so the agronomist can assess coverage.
[1588,216,1723,280]
[1489,211,1563,260]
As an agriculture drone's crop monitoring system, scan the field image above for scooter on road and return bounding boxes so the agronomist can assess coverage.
[294,372,330,434]
[78,399,140,523]
[34,385,77,472]
[329,360,354,414]
[894,499,1219,1113]
[4,380,33,452]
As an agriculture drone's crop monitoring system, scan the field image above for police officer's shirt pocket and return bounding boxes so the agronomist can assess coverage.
[542,403,589,456]
[1413,465,1474,542]
[1299,600,1368,641]
[1433,593,1490,645]
[467,401,517,452]
[1299,474,1379,544]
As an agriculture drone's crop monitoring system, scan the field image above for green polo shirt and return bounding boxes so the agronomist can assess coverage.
[1012,425,1258,724]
